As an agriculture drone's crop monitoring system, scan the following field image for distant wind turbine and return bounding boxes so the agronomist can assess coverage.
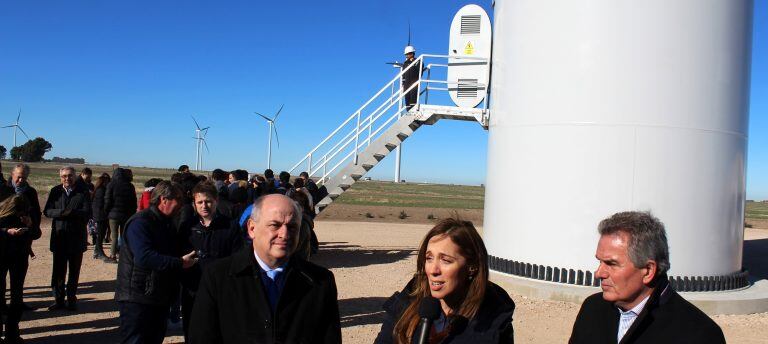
[2,109,31,148]
[191,116,210,171]
[254,104,284,170]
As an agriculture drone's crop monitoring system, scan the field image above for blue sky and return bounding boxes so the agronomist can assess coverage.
[0,1,766,200]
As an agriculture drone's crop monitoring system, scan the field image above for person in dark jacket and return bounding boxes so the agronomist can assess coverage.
[0,194,40,344]
[2,163,42,312]
[75,167,94,193]
[91,173,111,260]
[115,181,198,344]
[178,181,243,340]
[568,211,724,344]
[188,194,341,344]
[6,163,42,247]
[104,167,137,262]
[299,171,323,210]
[43,166,91,311]
[374,217,514,344]
[401,45,422,109]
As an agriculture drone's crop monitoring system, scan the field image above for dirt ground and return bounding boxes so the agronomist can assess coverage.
[8,218,768,343]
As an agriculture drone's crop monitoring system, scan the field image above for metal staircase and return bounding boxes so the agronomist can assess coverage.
[288,54,489,213]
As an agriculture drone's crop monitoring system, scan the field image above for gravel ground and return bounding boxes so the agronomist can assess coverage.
[9,219,768,343]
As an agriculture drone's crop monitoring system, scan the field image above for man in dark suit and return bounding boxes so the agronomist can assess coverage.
[189,194,341,344]
[569,211,725,344]
[43,166,91,311]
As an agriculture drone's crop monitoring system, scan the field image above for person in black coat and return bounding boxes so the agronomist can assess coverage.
[2,163,42,314]
[43,166,91,310]
[568,211,724,344]
[188,194,341,344]
[401,45,422,109]
[0,194,40,343]
[91,173,111,259]
[374,217,514,344]
[75,167,94,193]
[178,181,243,339]
[104,167,137,261]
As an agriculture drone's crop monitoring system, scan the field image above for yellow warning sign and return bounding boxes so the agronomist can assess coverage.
[464,41,474,55]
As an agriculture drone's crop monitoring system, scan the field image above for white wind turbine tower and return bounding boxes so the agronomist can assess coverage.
[254,104,284,170]
[191,116,210,171]
[2,109,31,148]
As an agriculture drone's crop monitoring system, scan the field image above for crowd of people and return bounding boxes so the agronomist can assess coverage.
[0,162,727,344]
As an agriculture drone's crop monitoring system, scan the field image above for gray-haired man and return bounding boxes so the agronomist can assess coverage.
[569,211,724,343]
[43,166,91,311]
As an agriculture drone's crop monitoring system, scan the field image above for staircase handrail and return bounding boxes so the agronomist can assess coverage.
[288,54,489,177]
[288,54,427,173]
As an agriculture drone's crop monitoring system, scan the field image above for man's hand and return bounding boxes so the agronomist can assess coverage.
[6,228,24,236]
[182,251,198,269]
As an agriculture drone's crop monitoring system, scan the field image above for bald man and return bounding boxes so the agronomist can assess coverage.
[189,194,341,344]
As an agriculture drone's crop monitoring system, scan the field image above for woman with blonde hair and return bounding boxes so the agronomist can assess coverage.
[375,217,515,344]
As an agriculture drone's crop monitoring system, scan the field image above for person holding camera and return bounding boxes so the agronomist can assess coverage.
[178,181,243,340]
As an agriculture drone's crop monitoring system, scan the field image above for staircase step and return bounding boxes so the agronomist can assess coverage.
[329,193,340,200]
[372,154,385,162]
[384,143,398,151]
[396,132,409,141]
[361,163,375,171]
[339,183,352,191]
[408,122,422,131]
[350,174,363,181]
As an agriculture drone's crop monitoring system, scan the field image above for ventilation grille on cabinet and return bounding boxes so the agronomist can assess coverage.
[457,79,478,98]
[460,15,481,34]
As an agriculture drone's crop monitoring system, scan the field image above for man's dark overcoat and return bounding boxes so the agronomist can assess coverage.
[569,277,725,344]
[43,183,91,254]
[188,247,341,344]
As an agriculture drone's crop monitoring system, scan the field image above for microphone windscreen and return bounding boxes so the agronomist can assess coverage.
[418,296,442,320]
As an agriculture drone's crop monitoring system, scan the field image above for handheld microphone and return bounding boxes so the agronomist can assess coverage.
[416,296,442,344]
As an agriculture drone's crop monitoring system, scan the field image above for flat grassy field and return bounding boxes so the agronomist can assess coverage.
[333,180,485,209]
[0,160,176,196]
[747,201,768,220]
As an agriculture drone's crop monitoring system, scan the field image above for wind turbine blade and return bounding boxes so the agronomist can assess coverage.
[17,109,21,123]
[254,112,272,121]
[17,126,30,139]
[272,104,284,122]
[191,115,201,130]
[272,125,280,148]
[1,125,14,128]
[202,139,210,153]
[202,127,210,138]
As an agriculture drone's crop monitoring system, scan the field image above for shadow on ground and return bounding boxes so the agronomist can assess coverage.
[25,328,120,344]
[339,296,388,328]
[744,238,768,282]
[23,279,116,299]
[312,242,416,269]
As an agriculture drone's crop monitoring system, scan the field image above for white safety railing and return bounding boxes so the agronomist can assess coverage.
[288,54,489,185]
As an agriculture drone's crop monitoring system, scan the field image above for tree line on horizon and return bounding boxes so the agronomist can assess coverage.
[0,137,54,162]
